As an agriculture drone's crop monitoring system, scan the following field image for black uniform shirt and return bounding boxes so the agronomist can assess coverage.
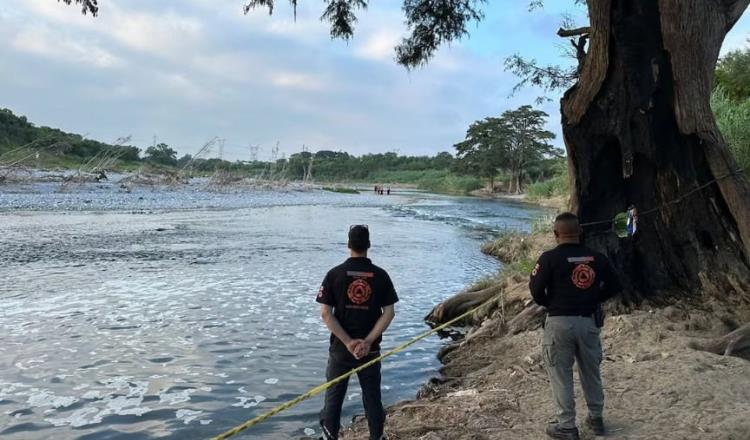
[529,243,622,316]
[316,257,399,353]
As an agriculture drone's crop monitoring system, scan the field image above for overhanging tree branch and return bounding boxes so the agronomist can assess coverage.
[58,0,98,16]
[557,26,591,37]
[395,0,486,68]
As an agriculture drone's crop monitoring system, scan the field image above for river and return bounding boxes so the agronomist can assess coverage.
[0,182,543,439]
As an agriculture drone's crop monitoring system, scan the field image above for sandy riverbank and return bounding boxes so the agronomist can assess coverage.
[469,188,568,210]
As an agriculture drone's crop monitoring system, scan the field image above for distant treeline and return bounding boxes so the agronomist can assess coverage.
[0,107,565,194]
[0,109,140,164]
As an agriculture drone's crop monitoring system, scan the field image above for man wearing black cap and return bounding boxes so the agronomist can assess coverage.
[316,225,398,440]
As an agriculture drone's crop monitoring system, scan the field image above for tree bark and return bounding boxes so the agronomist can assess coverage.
[424,284,502,325]
[515,170,522,195]
[562,0,750,302]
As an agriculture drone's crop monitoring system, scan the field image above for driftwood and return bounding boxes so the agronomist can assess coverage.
[689,323,750,357]
[507,303,547,335]
[425,284,502,325]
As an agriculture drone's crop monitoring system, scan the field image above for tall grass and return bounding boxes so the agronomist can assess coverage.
[417,173,483,195]
[711,88,750,171]
[526,173,569,200]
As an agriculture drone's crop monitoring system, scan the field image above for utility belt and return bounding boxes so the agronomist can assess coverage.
[546,304,605,328]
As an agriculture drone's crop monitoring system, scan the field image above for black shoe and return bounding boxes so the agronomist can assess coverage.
[586,415,605,436]
[545,424,581,440]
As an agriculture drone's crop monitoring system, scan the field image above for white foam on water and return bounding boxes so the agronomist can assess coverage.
[175,409,203,424]
[231,395,266,409]
[14,356,48,370]
[1,382,31,400]
[347,393,360,401]
[45,407,102,427]
[158,389,196,405]
[304,428,316,435]
[107,395,147,414]
[264,378,278,385]
[81,390,103,400]
[27,390,78,409]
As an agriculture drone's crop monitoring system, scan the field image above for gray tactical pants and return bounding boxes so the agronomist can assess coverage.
[542,315,604,429]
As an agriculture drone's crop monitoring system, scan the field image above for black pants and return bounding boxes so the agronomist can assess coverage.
[319,349,385,440]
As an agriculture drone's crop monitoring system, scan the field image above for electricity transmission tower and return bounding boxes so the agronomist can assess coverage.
[249,144,260,162]
[218,138,226,160]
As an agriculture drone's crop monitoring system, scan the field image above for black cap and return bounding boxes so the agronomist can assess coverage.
[348,225,370,251]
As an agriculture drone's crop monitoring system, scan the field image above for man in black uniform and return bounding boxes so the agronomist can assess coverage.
[530,212,622,440]
[316,225,398,440]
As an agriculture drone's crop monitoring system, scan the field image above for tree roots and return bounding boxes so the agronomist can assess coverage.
[689,323,750,358]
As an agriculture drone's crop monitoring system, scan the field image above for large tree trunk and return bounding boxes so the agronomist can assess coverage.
[515,169,522,195]
[562,0,750,303]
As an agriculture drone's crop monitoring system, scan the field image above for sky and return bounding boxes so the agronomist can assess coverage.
[1,0,749,161]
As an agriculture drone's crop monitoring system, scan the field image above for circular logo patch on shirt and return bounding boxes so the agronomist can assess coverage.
[347,279,372,305]
[571,264,596,289]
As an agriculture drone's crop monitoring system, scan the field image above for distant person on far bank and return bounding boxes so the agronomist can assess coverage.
[529,212,622,440]
[316,225,398,440]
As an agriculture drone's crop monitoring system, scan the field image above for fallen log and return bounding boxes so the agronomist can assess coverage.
[425,284,503,326]
[689,323,750,357]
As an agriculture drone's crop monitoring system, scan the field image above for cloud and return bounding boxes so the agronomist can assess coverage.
[24,0,206,58]
[270,71,327,91]
[191,52,262,84]
[11,26,123,69]
[355,29,399,61]
[156,72,210,101]
[106,10,205,57]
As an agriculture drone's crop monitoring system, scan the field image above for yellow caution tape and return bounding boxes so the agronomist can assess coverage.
[210,294,500,440]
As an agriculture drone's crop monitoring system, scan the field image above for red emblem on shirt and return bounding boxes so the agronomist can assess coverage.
[317,285,325,299]
[571,264,596,289]
[531,263,540,277]
[347,279,372,305]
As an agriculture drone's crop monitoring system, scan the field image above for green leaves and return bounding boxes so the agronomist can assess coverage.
[145,143,179,167]
[715,43,750,103]
[712,87,750,171]
[712,44,750,172]
[58,0,98,16]
[321,0,368,40]
[396,0,485,68]
[453,105,560,191]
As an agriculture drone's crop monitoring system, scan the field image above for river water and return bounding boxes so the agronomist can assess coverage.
[0,182,543,439]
